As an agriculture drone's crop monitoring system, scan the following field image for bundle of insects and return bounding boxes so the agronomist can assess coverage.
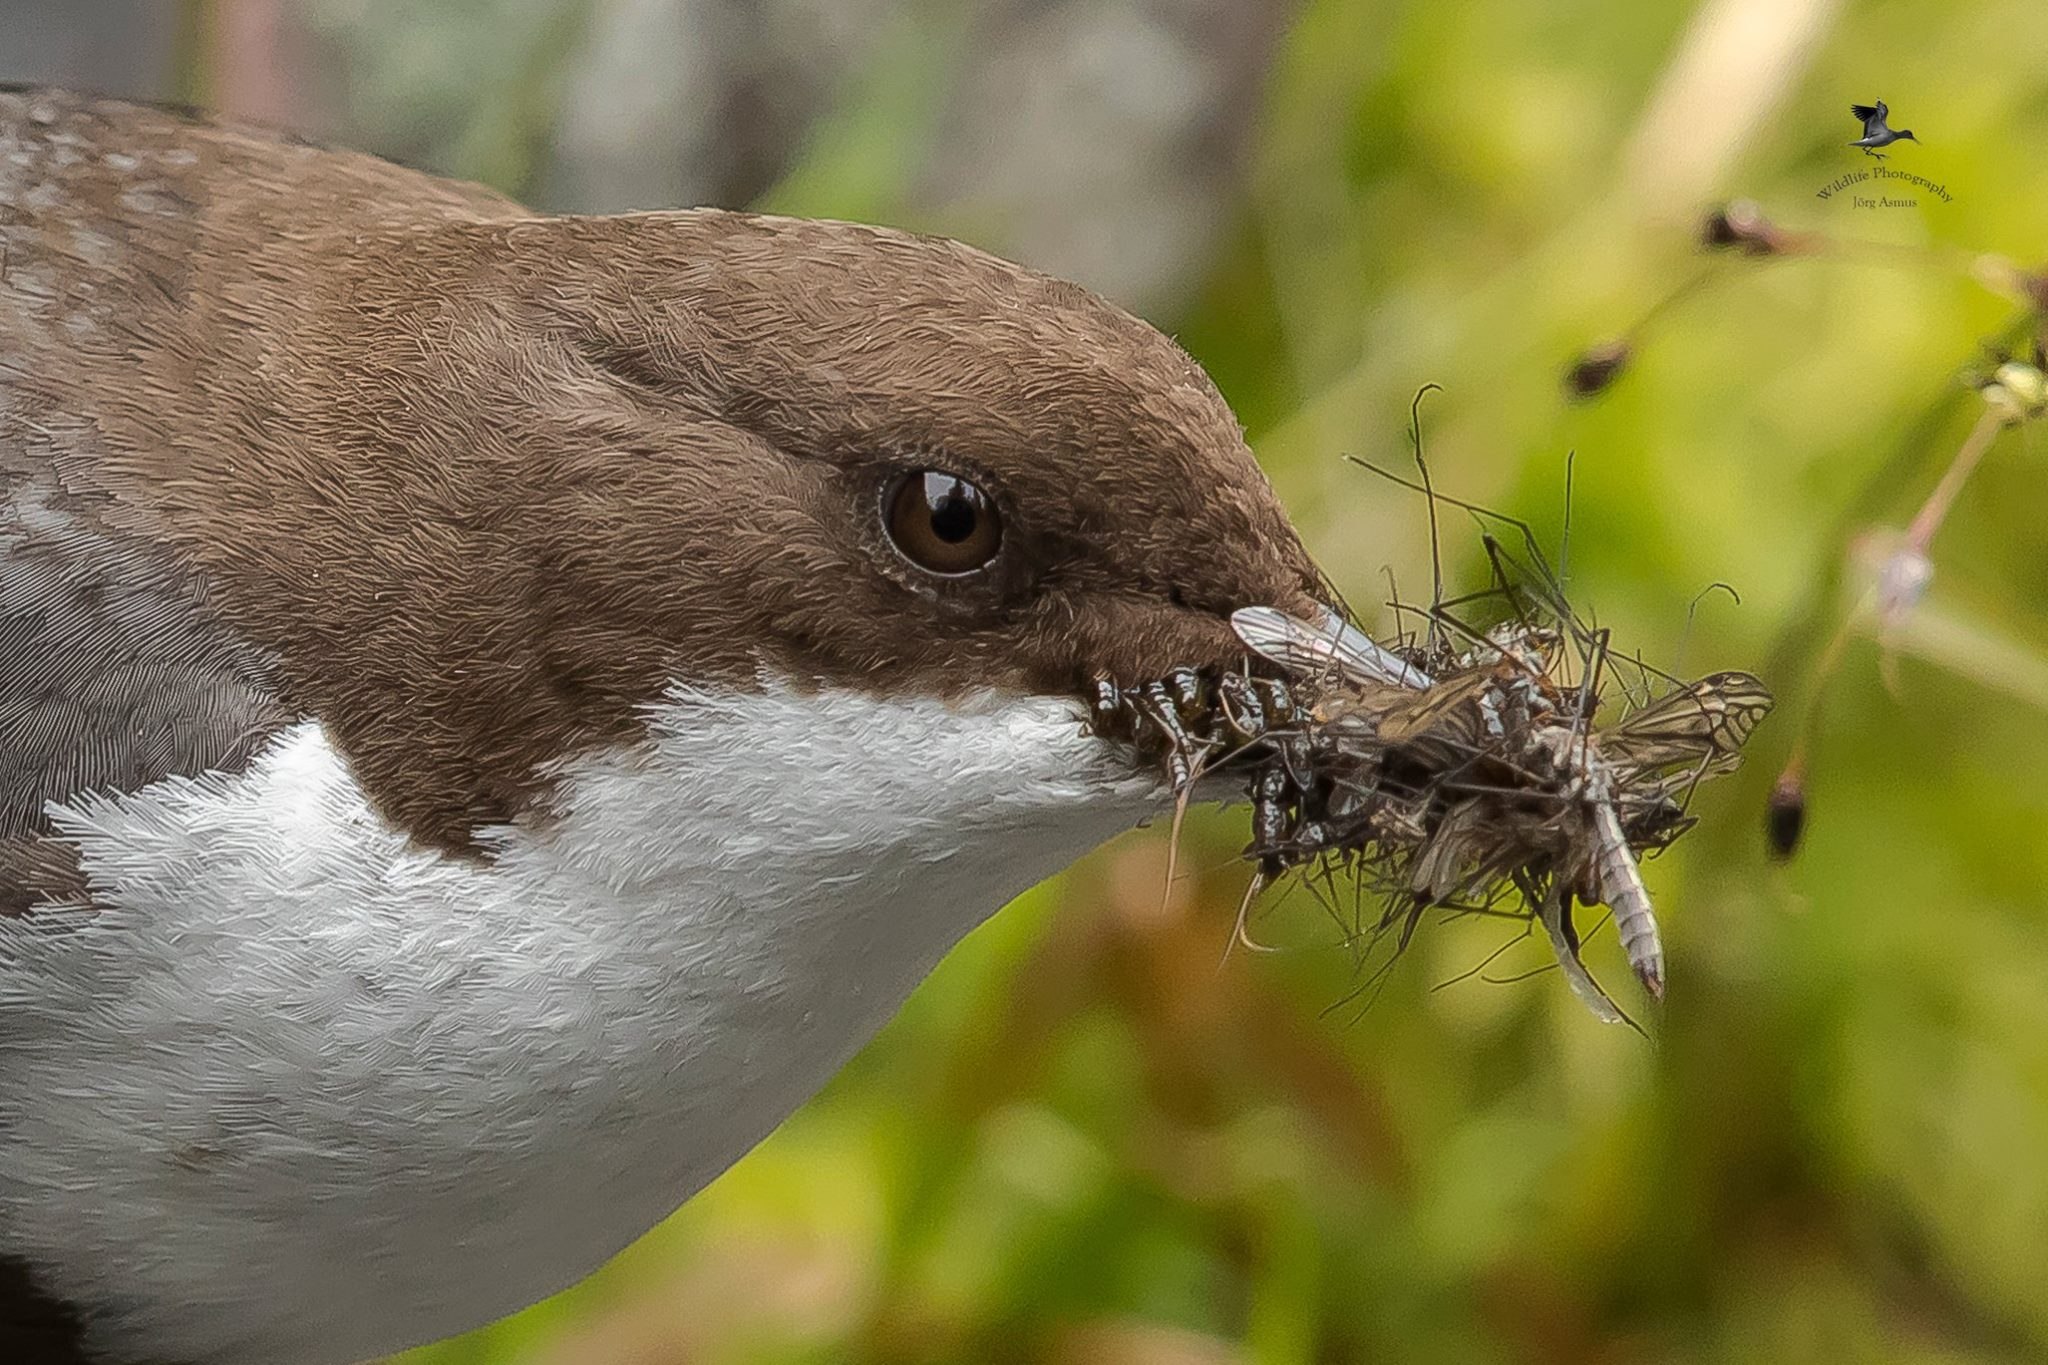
[1095,486,1772,1026]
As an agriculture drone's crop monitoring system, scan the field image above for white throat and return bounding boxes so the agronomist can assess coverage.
[0,683,1166,1365]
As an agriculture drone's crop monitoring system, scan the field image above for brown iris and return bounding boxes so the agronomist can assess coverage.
[883,470,1003,575]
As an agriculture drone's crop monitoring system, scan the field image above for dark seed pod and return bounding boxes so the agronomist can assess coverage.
[1699,199,1790,256]
[1765,770,1806,859]
[1564,340,1631,400]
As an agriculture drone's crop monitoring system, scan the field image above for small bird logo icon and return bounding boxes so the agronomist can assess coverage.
[1849,100,1918,159]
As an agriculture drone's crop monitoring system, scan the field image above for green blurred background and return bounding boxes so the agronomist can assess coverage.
[12,1,2048,1360]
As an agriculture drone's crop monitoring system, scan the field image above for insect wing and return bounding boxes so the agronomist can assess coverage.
[1601,670,1773,776]
[1374,670,1497,746]
[1231,606,1434,691]
[1410,797,1492,902]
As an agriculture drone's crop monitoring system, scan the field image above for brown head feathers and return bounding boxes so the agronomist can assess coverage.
[0,89,1324,851]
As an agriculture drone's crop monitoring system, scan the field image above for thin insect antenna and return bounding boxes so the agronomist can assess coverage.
[1327,888,1425,1015]
[1676,581,1741,681]
[1619,651,1654,713]
[1449,896,1540,929]
[1206,742,1263,775]
[1252,875,1302,938]
[1221,872,1277,967]
[1394,897,1429,955]
[1432,925,1533,992]
[1577,906,1616,943]
[1305,865,1357,945]
[1670,747,1718,820]
[1573,627,1612,764]
[1440,896,1544,923]
[1345,457,1556,584]
[1559,449,1576,588]
[1383,599,1441,631]
[1190,850,1257,878]
[1407,384,1447,652]
[1346,454,1442,498]
[1378,565,1411,650]
[1330,934,1408,1024]
[1481,528,1581,640]
[1160,744,1214,909]
[1431,582,1516,613]
[1484,962,1561,986]
[1324,937,1384,1017]
[1477,537,1549,681]
[1427,601,1510,657]
[1627,651,1686,692]
[1437,773,1567,801]
[1352,863,1369,943]
[1601,649,1643,712]
[1315,563,1361,629]
[1469,500,1562,610]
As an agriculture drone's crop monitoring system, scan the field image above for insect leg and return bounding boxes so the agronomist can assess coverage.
[1531,875,1634,1029]
[1216,672,1268,741]
[1140,681,1195,791]
[1250,765,1292,879]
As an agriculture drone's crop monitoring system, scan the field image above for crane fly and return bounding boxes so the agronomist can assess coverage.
[1223,604,1772,1022]
[1087,428,1771,1026]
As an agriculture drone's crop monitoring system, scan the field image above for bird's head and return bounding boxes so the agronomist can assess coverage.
[139,207,1337,851]
[507,211,1331,708]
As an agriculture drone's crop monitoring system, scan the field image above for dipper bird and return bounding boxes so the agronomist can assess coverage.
[0,90,1331,1365]
[1849,100,1917,158]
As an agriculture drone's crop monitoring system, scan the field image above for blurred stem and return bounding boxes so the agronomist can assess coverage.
[1892,595,2048,715]
[1759,312,2035,695]
[1696,311,2037,863]
[1905,408,2005,553]
[1794,407,2008,769]
[170,0,212,105]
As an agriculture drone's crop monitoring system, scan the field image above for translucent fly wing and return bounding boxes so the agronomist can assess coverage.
[1312,606,1439,690]
[1373,670,1500,748]
[1600,670,1774,777]
[1409,797,1499,903]
[1231,606,1435,691]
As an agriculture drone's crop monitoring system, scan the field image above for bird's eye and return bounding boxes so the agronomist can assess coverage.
[883,470,1003,576]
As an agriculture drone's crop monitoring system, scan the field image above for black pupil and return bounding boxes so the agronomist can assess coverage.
[927,478,979,543]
